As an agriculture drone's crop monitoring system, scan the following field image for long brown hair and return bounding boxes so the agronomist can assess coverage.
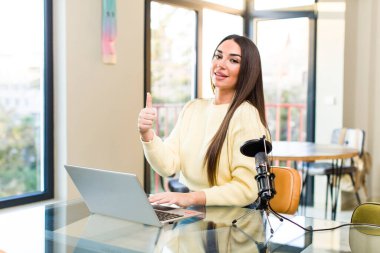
[204,34,268,186]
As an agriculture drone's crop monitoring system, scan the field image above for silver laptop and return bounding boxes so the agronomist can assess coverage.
[64,165,203,227]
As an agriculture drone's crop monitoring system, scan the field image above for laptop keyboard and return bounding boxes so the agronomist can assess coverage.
[155,210,183,221]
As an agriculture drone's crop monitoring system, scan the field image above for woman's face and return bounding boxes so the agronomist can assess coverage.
[211,39,241,94]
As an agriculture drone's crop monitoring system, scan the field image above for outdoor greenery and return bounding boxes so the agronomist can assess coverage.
[151,2,194,105]
[0,105,40,198]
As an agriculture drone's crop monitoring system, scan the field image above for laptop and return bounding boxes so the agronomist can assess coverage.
[64,165,203,227]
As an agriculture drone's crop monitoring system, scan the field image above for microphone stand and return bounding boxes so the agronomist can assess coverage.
[232,182,283,234]
[232,136,283,234]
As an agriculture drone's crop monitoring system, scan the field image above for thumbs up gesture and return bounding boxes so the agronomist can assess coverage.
[138,92,157,142]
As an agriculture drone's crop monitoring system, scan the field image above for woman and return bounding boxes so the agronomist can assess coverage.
[138,34,270,207]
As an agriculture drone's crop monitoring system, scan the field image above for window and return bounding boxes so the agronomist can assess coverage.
[149,2,197,192]
[251,4,316,142]
[256,17,310,141]
[146,0,244,193]
[150,2,196,107]
[0,0,53,208]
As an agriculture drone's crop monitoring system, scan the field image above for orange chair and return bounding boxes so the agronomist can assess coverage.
[269,166,302,215]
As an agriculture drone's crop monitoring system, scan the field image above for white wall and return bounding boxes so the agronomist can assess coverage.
[344,0,380,200]
[315,1,346,143]
[312,0,380,201]
[313,1,346,208]
[54,0,145,200]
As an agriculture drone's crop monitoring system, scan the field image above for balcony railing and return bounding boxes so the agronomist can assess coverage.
[266,103,306,142]
[153,103,306,141]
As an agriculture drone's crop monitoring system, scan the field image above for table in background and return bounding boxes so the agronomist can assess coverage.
[271,141,358,162]
[271,141,359,220]
[0,200,379,253]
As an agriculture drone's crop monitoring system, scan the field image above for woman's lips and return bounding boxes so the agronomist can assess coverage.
[214,71,228,80]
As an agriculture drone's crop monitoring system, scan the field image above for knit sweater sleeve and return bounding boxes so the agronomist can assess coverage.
[141,100,195,177]
[202,102,269,207]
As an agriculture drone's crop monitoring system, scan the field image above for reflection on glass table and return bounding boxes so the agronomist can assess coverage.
[45,201,311,252]
[0,199,380,253]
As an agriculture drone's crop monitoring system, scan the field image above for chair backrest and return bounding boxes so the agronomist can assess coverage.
[344,128,365,157]
[269,166,302,215]
[330,128,346,144]
[330,128,365,156]
[349,203,380,252]
[351,202,380,225]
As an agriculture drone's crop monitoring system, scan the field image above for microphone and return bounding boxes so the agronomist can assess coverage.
[240,136,275,201]
[234,136,282,232]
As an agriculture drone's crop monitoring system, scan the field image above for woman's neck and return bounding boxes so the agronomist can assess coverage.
[214,90,235,105]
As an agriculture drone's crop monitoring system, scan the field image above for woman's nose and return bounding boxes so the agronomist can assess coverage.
[216,60,226,68]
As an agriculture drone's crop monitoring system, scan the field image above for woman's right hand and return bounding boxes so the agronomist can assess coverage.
[138,92,157,142]
[149,191,206,208]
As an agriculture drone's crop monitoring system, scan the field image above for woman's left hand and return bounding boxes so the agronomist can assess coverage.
[149,191,206,207]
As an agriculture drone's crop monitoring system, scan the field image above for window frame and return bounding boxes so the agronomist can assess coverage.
[0,0,54,208]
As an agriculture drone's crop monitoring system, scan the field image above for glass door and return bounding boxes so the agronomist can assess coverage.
[254,17,314,142]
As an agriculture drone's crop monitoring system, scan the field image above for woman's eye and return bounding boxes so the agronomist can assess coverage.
[214,54,222,59]
[230,59,240,64]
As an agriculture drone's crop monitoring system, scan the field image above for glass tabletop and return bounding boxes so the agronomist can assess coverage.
[0,199,379,252]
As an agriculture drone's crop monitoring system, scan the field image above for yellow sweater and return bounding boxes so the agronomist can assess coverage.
[142,99,269,207]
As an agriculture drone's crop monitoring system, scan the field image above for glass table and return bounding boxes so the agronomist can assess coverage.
[0,199,379,252]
